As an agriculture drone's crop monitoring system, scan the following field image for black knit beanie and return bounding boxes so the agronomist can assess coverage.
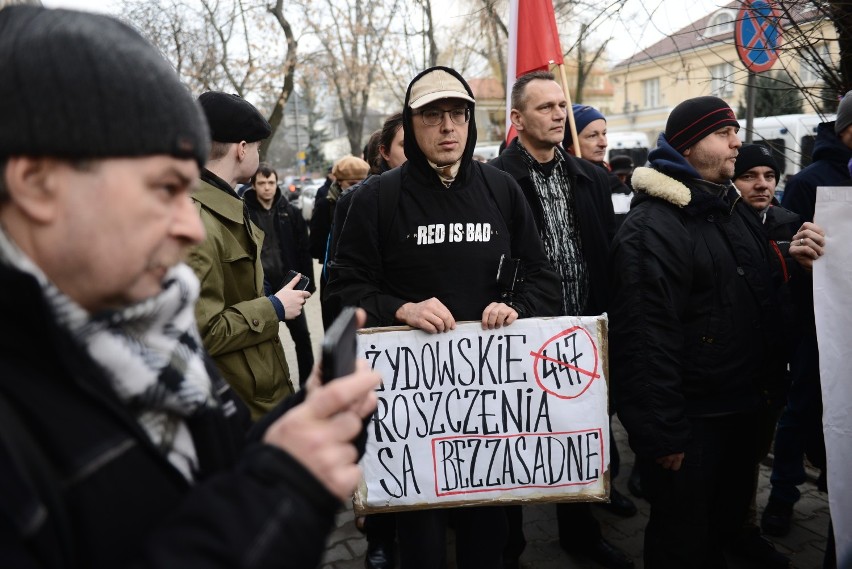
[733,144,780,182]
[0,6,209,167]
[665,96,740,154]
[198,92,272,143]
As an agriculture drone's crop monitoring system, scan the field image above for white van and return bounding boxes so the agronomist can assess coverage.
[473,144,501,161]
[606,131,650,166]
[738,113,835,191]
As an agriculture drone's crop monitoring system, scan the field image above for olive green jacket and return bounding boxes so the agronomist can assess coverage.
[187,177,293,419]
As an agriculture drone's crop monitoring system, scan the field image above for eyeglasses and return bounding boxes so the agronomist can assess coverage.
[416,107,470,127]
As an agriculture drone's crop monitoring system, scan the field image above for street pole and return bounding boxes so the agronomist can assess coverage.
[293,92,304,175]
[746,71,756,143]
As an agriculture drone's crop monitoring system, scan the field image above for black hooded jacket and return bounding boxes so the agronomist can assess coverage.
[780,121,852,335]
[609,134,786,460]
[325,67,561,326]
[781,121,852,223]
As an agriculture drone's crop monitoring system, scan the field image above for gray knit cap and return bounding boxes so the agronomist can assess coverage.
[835,90,852,135]
[0,6,209,166]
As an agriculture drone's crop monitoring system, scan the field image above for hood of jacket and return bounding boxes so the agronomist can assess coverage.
[242,186,282,210]
[633,133,740,216]
[402,66,478,186]
[646,132,704,183]
[811,121,852,164]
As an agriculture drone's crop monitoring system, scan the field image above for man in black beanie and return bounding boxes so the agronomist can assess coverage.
[609,96,793,567]
[188,91,311,419]
[0,6,379,568]
[728,145,827,568]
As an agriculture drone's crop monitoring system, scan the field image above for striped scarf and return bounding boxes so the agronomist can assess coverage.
[0,228,215,481]
[516,142,589,315]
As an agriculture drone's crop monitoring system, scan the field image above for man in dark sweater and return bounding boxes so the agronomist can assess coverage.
[327,65,561,569]
[490,70,634,569]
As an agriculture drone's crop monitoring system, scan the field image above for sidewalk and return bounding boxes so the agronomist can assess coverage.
[283,263,832,569]
[313,419,830,569]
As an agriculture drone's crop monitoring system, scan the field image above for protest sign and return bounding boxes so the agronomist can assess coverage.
[353,315,610,514]
[814,187,852,567]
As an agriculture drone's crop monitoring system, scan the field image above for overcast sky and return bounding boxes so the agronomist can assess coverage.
[42,0,726,65]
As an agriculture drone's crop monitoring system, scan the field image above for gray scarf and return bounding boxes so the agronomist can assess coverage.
[0,228,215,481]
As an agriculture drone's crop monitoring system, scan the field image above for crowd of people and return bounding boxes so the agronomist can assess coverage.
[0,5,842,569]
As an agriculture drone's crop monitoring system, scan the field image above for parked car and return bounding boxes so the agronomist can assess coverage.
[297,184,320,221]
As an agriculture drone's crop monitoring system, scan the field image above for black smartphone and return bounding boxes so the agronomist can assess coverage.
[284,269,311,291]
[321,306,358,384]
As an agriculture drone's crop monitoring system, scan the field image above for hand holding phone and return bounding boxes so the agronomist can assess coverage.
[274,273,311,320]
[284,269,311,291]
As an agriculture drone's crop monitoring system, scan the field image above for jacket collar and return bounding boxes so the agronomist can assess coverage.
[632,166,740,216]
[242,187,281,211]
[501,138,594,183]
[194,178,245,225]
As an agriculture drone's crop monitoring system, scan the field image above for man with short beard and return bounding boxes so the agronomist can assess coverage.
[609,96,789,568]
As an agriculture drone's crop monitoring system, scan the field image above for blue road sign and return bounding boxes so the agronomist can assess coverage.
[735,0,782,72]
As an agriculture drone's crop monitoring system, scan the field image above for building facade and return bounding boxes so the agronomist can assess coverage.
[607,1,837,143]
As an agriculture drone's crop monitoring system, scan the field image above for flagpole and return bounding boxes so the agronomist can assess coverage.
[555,62,580,157]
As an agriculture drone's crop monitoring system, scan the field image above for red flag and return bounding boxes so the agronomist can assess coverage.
[506,0,564,142]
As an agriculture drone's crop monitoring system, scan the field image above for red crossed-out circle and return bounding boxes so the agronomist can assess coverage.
[530,325,600,400]
[735,0,783,73]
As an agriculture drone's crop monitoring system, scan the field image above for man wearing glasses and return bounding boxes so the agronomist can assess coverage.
[327,66,560,569]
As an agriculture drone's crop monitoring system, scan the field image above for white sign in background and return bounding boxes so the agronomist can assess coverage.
[814,187,852,568]
[353,315,610,514]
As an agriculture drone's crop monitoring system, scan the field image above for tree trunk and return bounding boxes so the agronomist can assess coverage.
[263,0,299,162]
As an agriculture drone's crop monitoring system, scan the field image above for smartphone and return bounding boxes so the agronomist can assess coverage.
[321,306,358,384]
[285,269,311,291]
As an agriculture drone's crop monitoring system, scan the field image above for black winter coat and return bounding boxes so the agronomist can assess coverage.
[244,187,316,294]
[609,139,785,460]
[0,265,339,569]
[490,140,616,316]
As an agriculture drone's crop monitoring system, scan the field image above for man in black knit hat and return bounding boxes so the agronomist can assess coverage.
[0,6,379,567]
[609,96,791,568]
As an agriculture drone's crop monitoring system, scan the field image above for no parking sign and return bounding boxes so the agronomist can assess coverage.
[735,0,783,72]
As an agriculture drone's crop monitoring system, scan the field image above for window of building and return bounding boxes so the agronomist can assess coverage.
[705,11,735,37]
[642,77,660,109]
[801,43,830,85]
[710,63,734,97]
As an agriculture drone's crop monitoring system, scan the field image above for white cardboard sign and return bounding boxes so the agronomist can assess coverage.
[353,315,610,514]
[814,187,852,568]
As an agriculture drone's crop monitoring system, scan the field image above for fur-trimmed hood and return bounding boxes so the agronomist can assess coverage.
[632,166,741,216]
[631,166,691,207]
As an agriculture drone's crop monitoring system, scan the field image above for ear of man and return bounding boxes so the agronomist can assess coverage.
[510,108,524,131]
[3,157,69,224]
